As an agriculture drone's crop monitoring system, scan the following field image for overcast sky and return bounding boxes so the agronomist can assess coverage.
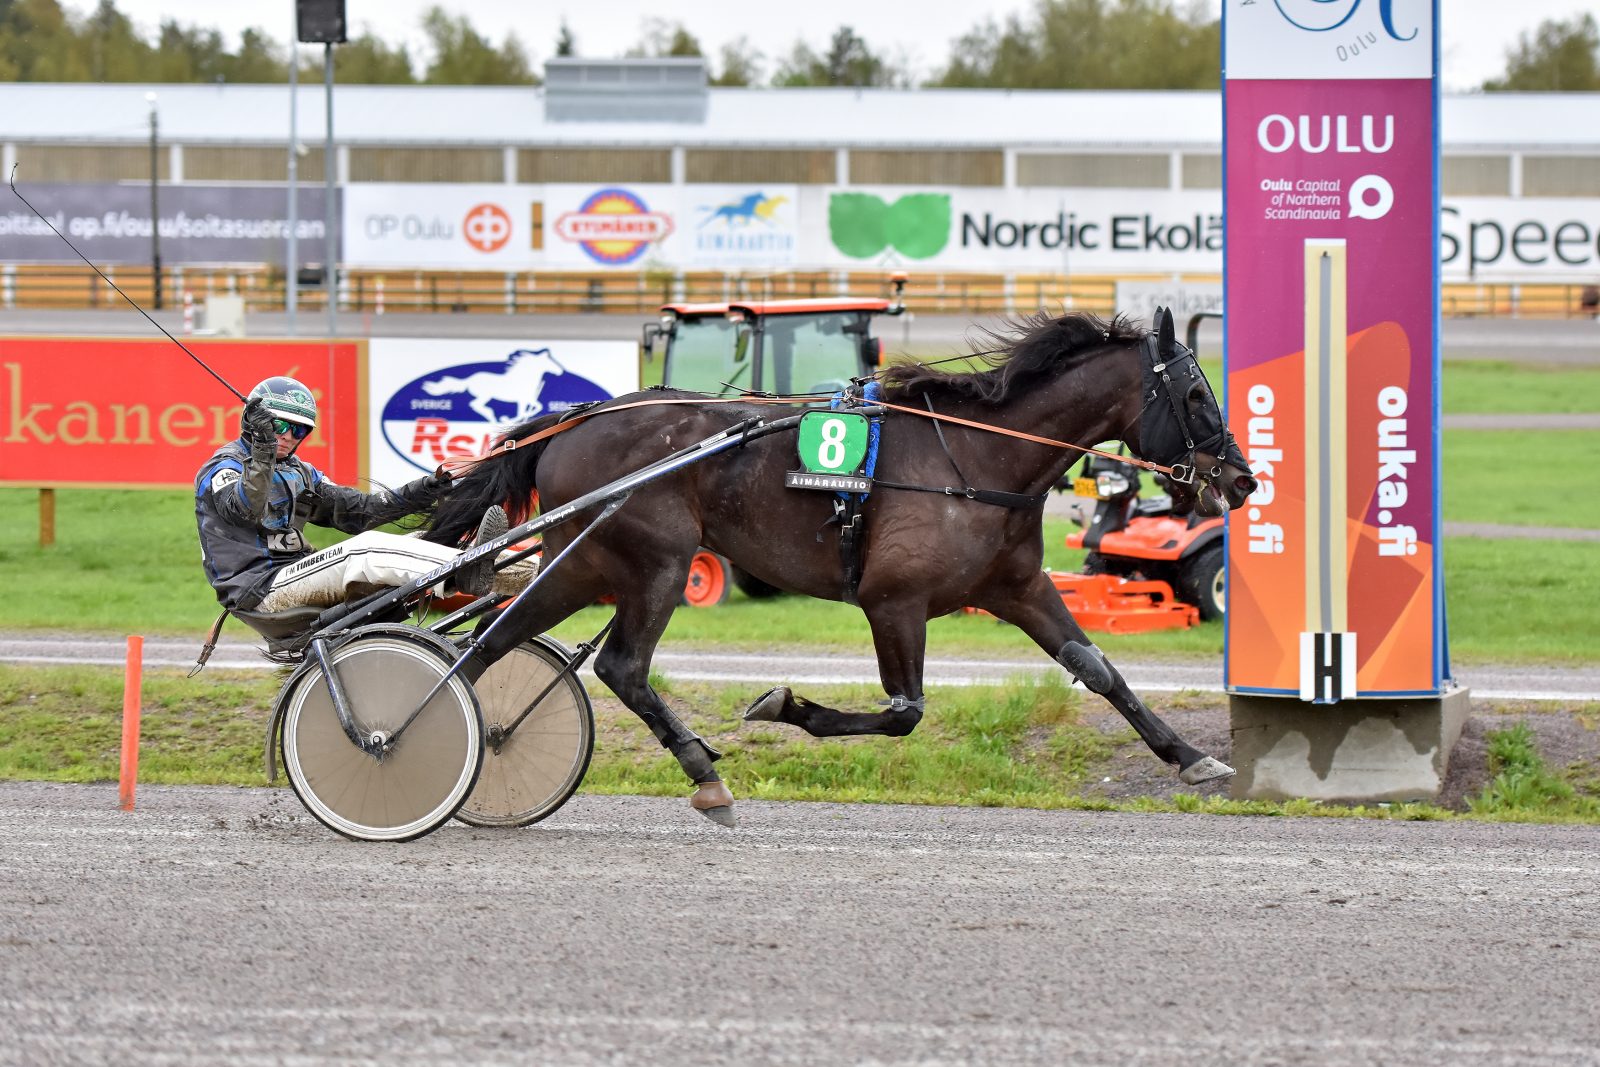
[82,1,1598,92]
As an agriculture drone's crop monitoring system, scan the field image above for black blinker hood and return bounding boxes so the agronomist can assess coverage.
[1137,307,1248,476]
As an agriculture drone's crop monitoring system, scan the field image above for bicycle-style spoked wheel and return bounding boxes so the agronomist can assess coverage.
[456,636,595,827]
[279,624,484,842]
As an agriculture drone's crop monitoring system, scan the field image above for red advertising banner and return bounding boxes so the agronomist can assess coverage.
[1223,1,1444,700]
[0,338,362,489]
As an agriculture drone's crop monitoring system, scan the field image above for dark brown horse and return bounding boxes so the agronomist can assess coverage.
[427,308,1257,826]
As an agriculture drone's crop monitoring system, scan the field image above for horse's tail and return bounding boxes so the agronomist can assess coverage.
[423,412,561,547]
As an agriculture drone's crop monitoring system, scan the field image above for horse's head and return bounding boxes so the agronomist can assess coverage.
[1131,308,1257,518]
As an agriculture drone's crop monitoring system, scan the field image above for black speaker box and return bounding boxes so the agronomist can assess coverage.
[296,0,347,44]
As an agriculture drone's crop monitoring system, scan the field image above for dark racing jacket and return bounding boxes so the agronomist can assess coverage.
[194,438,443,611]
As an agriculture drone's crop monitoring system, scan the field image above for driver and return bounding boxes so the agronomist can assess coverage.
[195,375,529,618]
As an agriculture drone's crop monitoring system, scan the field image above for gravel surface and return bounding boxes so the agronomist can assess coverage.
[2,782,1599,1066]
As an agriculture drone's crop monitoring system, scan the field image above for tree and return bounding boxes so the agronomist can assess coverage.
[0,0,91,80]
[628,18,702,58]
[772,26,903,87]
[335,29,417,84]
[82,0,154,81]
[1483,14,1600,91]
[152,20,228,83]
[931,0,1220,90]
[712,37,763,87]
[221,28,287,83]
[420,6,537,85]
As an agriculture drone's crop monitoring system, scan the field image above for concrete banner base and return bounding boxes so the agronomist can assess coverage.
[1228,686,1472,803]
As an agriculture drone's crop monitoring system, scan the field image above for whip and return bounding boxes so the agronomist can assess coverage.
[9,164,247,402]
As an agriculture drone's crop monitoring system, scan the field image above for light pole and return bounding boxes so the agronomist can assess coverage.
[146,91,161,310]
[287,13,299,334]
[323,40,336,337]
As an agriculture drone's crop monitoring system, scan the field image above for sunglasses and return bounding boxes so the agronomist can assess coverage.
[273,419,313,440]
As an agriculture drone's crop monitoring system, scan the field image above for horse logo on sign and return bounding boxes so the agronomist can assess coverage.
[381,347,611,474]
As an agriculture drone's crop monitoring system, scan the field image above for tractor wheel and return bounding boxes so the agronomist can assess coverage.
[682,550,731,608]
[731,565,783,600]
[1082,551,1110,575]
[1179,544,1226,621]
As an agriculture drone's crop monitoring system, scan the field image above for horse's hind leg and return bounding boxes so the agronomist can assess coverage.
[980,573,1233,784]
[745,602,929,738]
[593,561,739,827]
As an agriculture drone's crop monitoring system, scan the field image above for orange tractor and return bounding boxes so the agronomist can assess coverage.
[641,276,909,605]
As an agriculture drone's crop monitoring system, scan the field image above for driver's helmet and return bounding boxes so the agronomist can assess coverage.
[246,376,318,429]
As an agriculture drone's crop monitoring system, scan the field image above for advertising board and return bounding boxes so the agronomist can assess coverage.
[343,183,544,269]
[1223,0,1444,701]
[0,184,332,266]
[0,338,360,488]
[366,338,640,489]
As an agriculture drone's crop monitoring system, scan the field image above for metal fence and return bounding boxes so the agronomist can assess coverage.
[0,263,1594,319]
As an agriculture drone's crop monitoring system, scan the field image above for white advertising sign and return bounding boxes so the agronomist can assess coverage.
[344,184,544,268]
[1115,280,1224,326]
[367,338,640,488]
[1224,0,1435,80]
[543,184,680,270]
[806,186,1224,273]
[680,184,801,267]
[1441,197,1600,279]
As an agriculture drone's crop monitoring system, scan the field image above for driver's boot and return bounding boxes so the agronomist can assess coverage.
[453,505,508,598]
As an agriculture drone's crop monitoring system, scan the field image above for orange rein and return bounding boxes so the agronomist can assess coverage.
[439,392,1182,480]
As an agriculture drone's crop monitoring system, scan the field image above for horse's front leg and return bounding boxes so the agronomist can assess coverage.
[592,557,740,828]
[745,598,928,737]
[979,571,1233,785]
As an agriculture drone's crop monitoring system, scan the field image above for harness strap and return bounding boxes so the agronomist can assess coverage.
[189,609,230,677]
[871,477,1047,509]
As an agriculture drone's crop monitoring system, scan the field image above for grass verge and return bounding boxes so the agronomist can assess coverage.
[5,663,1597,824]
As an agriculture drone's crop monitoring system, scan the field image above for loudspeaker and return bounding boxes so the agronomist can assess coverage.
[296,0,347,44]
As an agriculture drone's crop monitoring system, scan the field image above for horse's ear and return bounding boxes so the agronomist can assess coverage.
[1155,306,1175,356]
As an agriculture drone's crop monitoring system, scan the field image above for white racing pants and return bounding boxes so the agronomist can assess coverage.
[255,531,462,613]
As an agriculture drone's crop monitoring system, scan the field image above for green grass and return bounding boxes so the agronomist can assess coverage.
[2,490,1598,662]
[1442,362,1600,415]
[1469,722,1600,820]
[4,663,1594,824]
[1442,430,1600,528]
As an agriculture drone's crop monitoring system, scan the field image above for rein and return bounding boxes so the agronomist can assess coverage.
[445,390,1190,482]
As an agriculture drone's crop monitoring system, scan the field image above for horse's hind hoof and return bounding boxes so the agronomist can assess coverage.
[691,781,738,828]
[1179,756,1235,785]
[744,686,790,723]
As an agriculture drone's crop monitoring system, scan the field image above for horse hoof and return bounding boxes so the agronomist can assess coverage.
[696,804,738,828]
[1179,756,1235,785]
[691,781,738,828]
[744,686,790,722]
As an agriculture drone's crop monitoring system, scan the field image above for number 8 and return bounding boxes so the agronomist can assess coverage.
[817,418,847,469]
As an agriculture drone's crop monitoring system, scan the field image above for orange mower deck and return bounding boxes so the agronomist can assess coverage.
[965,571,1199,633]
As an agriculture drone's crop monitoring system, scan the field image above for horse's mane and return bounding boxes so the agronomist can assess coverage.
[880,311,1143,404]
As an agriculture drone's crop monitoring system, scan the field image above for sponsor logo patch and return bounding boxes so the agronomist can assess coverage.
[209,468,242,494]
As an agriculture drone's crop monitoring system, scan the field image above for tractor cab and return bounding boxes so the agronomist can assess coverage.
[641,273,907,397]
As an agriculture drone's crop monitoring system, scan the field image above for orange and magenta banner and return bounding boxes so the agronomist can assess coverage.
[0,338,362,489]
[1222,1,1446,700]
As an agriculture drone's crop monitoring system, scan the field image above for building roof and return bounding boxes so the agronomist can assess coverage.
[0,82,1596,153]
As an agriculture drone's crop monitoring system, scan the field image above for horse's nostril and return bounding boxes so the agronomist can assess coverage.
[1236,475,1258,494]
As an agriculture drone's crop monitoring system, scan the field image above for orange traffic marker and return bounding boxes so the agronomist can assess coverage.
[119,635,143,812]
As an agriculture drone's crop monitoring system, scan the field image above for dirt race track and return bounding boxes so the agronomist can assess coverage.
[2,782,1598,1066]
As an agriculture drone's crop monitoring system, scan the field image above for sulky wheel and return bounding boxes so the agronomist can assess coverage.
[278,624,484,842]
[455,636,595,828]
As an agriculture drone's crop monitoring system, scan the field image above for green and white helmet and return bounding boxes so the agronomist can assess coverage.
[247,376,318,428]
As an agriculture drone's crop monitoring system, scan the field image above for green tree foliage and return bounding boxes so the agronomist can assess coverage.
[420,5,537,85]
[628,18,703,58]
[81,0,154,81]
[712,37,763,87]
[1483,13,1600,91]
[773,25,904,87]
[333,29,417,84]
[0,0,92,80]
[932,0,1220,90]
